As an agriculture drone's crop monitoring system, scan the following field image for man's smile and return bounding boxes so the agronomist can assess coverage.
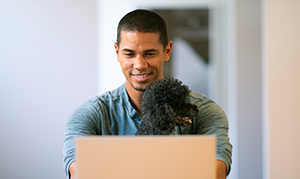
[132,73,151,82]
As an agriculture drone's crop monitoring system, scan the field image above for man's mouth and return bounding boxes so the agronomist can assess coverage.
[132,73,150,82]
[134,74,150,78]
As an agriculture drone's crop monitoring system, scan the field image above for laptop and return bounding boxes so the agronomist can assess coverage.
[75,135,216,179]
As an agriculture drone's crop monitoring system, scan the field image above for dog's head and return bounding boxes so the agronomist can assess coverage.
[141,78,198,130]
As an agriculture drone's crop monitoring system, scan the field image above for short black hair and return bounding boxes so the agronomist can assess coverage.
[116,9,168,49]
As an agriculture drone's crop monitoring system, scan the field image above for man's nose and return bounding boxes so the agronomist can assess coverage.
[133,55,148,70]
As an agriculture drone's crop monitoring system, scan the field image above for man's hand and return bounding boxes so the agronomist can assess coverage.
[69,161,77,179]
[216,160,227,179]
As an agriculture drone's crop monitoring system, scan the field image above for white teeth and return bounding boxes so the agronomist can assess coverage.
[136,74,148,78]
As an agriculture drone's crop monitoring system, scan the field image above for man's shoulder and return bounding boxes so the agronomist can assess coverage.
[80,83,127,110]
[188,90,226,117]
[97,83,127,101]
[187,91,211,105]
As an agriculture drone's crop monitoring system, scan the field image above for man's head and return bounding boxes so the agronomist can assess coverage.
[114,9,172,95]
[116,9,168,49]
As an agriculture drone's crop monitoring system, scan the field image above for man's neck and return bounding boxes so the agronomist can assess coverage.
[125,83,144,115]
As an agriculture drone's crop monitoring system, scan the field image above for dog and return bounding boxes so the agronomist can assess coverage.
[136,78,199,135]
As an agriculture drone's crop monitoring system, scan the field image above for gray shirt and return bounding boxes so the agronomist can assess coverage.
[63,83,232,177]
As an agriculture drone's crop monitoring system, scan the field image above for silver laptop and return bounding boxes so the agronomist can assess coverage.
[75,135,216,179]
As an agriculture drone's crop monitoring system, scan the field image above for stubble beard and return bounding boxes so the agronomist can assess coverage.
[129,81,146,92]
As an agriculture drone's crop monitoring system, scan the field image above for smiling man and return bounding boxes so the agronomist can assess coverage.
[63,9,232,179]
[114,31,172,114]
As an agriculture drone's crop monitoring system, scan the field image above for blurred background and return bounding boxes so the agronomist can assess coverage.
[0,0,299,179]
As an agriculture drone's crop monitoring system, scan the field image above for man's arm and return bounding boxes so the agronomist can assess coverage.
[63,99,102,178]
[188,93,232,176]
[216,160,227,179]
[69,161,77,179]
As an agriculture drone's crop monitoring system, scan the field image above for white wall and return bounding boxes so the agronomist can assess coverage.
[0,1,97,179]
[263,0,300,178]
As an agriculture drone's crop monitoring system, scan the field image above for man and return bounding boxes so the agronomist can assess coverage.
[63,9,232,179]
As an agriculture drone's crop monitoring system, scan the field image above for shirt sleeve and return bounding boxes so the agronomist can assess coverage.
[192,96,233,176]
[63,99,102,177]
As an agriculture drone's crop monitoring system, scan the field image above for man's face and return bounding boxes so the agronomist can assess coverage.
[114,31,172,92]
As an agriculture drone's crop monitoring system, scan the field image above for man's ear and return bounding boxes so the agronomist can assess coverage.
[164,41,173,62]
[114,42,119,54]
[114,42,120,62]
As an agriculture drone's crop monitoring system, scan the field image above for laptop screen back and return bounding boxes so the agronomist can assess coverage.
[76,135,216,179]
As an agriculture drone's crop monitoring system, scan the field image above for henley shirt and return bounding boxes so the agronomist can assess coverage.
[63,83,232,177]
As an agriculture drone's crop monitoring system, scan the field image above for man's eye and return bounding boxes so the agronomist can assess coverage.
[145,53,155,57]
[125,53,135,57]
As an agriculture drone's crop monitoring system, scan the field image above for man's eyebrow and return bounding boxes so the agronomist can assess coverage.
[121,49,158,52]
[122,48,134,52]
[144,49,158,52]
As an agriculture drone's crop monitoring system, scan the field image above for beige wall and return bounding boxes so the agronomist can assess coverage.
[264,0,300,178]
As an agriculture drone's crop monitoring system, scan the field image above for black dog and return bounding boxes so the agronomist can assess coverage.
[136,78,199,135]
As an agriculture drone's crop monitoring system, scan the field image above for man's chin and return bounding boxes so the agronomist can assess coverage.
[133,86,146,92]
[129,81,147,92]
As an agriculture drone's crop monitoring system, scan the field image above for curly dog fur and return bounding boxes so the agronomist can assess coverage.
[136,78,199,135]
